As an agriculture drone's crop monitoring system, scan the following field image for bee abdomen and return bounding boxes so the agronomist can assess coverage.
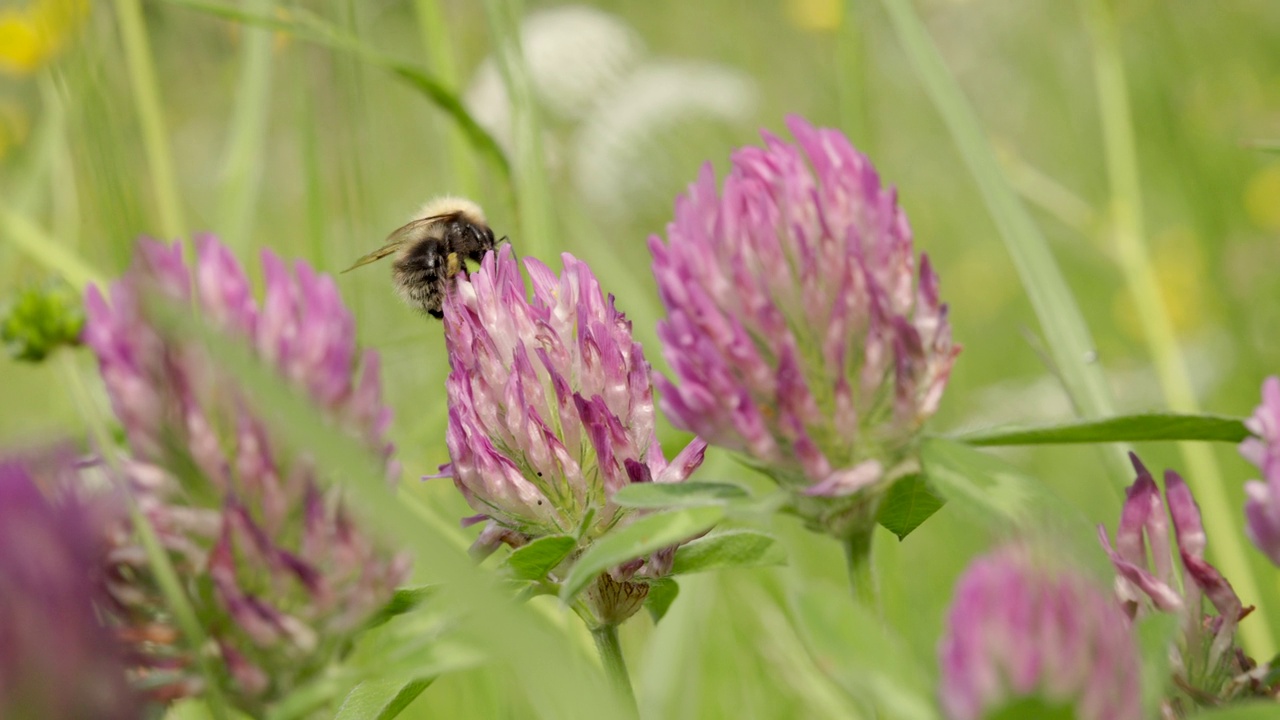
[393,243,448,318]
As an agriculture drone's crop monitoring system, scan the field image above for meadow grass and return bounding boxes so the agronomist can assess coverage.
[2,0,1279,717]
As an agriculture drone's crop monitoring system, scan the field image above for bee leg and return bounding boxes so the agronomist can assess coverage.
[446,252,462,278]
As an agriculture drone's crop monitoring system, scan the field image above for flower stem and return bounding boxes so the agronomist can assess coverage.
[843,528,880,613]
[591,624,638,717]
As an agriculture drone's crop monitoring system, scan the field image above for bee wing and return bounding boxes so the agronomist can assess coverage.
[341,242,404,273]
[341,213,458,273]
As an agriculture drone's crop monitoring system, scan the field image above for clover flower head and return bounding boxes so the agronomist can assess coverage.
[1241,376,1280,566]
[939,544,1142,720]
[442,246,705,625]
[83,236,408,711]
[650,115,958,536]
[0,456,138,720]
[1098,453,1250,704]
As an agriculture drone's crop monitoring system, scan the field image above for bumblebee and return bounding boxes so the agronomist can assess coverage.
[342,197,499,318]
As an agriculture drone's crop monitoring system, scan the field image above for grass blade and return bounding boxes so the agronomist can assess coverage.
[216,0,277,249]
[333,678,432,720]
[480,0,554,257]
[953,413,1250,446]
[413,0,480,198]
[151,301,626,719]
[161,0,510,182]
[114,0,186,237]
[59,354,231,720]
[878,0,1130,487]
[1080,0,1273,656]
[0,203,104,289]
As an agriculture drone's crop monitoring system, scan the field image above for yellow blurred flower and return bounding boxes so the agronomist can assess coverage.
[1113,227,1208,340]
[1245,162,1280,232]
[0,100,30,159]
[0,0,90,76]
[948,249,1017,322]
[785,0,842,32]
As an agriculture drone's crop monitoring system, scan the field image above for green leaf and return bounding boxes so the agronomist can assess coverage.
[789,583,939,720]
[559,507,725,602]
[953,413,1249,446]
[334,679,433,720]
[876,473,945,540]
[611,481,750,509]
[269,644,479,720]
[502,535,577,581]
[669,530,785,575]
[644,577,679,624]
[386,65,512,179]
[161,0,509,180]
[363,585,436,629]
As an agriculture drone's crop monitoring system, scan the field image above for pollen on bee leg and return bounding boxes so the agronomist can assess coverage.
[446,252,462,277]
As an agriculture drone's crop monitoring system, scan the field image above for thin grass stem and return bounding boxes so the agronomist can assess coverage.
[0,202,103,289]
[114,0,186,238]
[480,0,554,258]
[878,0,1131,491]
[1082,0,1275,657]
[414,0,480,199]
[58,352,231,720]
[837,1,873,149]
[216,0,277,248]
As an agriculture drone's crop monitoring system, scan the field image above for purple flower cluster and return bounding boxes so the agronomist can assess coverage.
[442,245,705,625]
[650,115,958,535]
[83,237,408,710]
[1242,376,1280,565]
[0,457,138,720]
[1098,454,1249,705]
[938,544,1142,720]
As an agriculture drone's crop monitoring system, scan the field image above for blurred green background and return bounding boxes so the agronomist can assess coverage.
[2,0,1280,717]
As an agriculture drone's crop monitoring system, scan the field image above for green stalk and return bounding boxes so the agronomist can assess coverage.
[414,0,480,199]
[1081,0,1274,657]
[837,1,873,148]
[590,625,638,717]
[0,203,103,290]
[878,0,1131,490]
[216,0,277,248]
[59,353,230,720]
[842,528,879,613]
[114,0,186,238]
[328,0,372,235]
[480,0,554,257]
[297,80,328,265]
